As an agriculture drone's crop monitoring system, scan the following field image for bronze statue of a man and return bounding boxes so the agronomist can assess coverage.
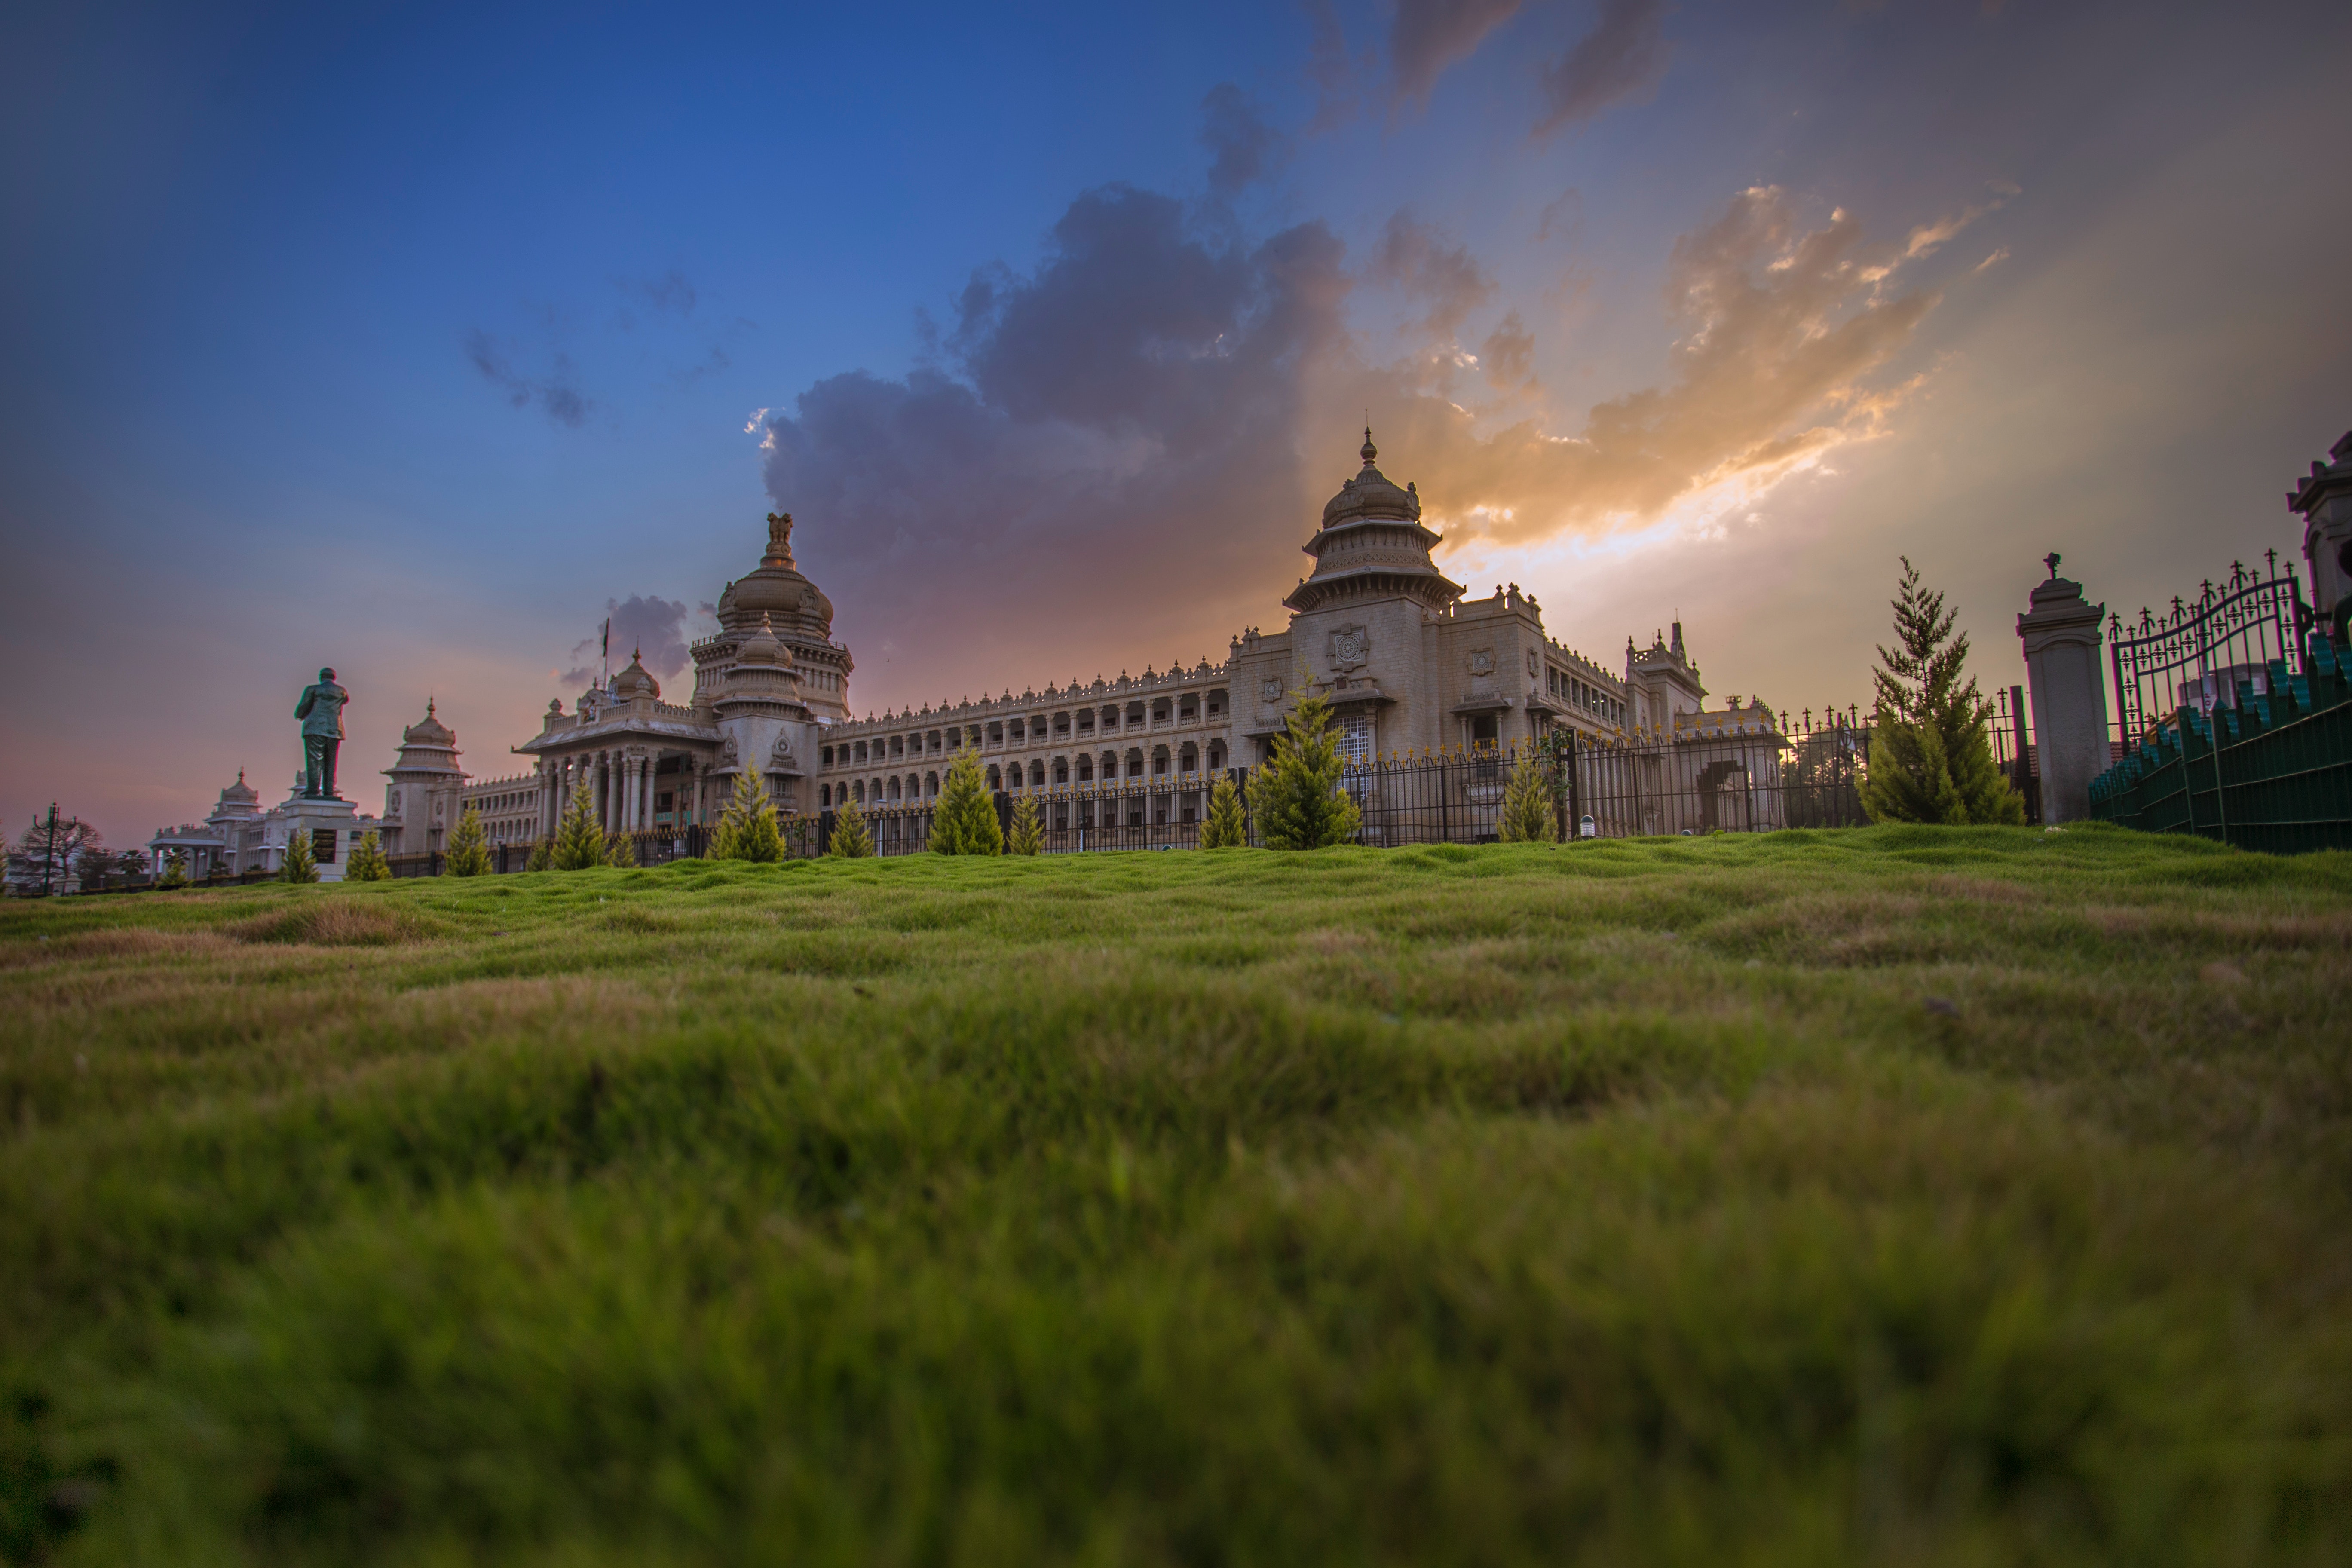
[295,667,349,799]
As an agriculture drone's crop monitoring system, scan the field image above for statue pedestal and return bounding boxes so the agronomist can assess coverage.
[280,796,360,882]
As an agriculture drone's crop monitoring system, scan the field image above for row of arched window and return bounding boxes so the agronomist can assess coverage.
[817,691,1230,771]
[814,738,1231,810]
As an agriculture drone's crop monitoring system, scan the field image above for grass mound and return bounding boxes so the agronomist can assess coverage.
[225,899,443,946]
[3,826,2350,1565]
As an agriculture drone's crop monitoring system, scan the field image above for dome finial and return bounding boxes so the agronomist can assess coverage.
[1360,425,1377,467]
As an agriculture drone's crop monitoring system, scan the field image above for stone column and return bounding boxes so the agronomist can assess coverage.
[2017,555,2110,824]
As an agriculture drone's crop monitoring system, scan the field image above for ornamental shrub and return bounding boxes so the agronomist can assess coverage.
[1859,558,2028,826]
[550,782,608,871]
[1246,690,1361,850]
[827,794,873,858]
[1006,792,1043,856]
[710,765,784,863]
[344,831,391,882]
[929,749,1003,856]
[444,806,493,877]
[157,850,191,889]
[1497,750,1558,843]
[279,830,318,885]
[1200,772,1248,848]
[523,838,551,872]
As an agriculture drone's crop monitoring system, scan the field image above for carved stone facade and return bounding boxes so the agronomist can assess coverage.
[374,435,1779,843]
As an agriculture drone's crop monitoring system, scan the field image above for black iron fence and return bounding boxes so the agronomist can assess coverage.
[2090,553,2352,851]
[372,709,1886,873]
[2109,553,2313,752]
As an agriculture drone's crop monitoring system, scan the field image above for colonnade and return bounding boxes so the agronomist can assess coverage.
[537,749,714,838]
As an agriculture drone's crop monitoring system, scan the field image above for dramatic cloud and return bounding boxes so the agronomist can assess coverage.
[560,594,694,686]
[464,329,592,428]
[1534,0,1672,135]
[758,179,1949,711]
[1372,212,1498,343]
[1387,185,1941,545]
[1200,83,1282,196]
[1389,0,1522,114]
[1481,309,1538,390]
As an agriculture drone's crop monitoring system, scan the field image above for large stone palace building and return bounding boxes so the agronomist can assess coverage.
[155,434,1785,864]
[375,433,1777,850]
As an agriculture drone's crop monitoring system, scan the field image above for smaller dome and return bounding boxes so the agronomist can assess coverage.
[735,613,793,668]
[218,768,257,805]
[402,698,455,746]
[612,650,661,701]
[1321,427,1423,528]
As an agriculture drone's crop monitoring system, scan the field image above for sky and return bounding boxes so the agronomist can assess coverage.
[5,0,2350,848]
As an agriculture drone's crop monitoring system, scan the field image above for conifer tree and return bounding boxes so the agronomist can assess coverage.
[280,829,318,884]
[1246,690,1363,850]
[158,850,191,889]
[524,838,551,872]
[1199,771,1248,848]
[1497,748,1559,843]
[710,764,784,863]
[344,830,391,882]
[827,793,873,858]
[444,805,493,876]
[550,781,609,870]
[929,748,1003,855]
[1006,791,1043,855]
[1859,558,2029,826]
[604,828,638,868]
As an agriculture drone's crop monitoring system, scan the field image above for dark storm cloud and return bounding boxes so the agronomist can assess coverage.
[1388,0,1523,114]
[1200,83,1283,197]
[1534,0,1672,135]
[762,187,1349,694]
[561,594,694,687]
[463,330,593,428]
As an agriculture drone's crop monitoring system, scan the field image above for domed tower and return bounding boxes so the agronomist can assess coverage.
[381,699,467,854]
[711,613,815,812]
[693,511,854,721]
[1285,430,1463,616]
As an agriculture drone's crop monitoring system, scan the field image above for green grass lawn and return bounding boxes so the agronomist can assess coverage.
[5,825,2352,1566]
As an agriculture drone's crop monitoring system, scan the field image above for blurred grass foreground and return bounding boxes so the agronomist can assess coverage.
[5,824,2352,1565]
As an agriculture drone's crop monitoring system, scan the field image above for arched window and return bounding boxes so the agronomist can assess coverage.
[1152,746,1170,777]
[1052,757,1069,785]
[1126,748,1144,779]
[820,784,831,808]
[887,777,902,802]
[924,772,938,797]
[1076,756,1093,783]
[1207,740,1226,771]
[986,764,1002,790]
[853,780,865,804]
[1179,744,1198,773]
[1029,760,1045,787]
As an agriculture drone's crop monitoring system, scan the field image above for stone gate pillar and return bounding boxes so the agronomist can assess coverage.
[2016,554,2110,825]
[2291,431,2352,644]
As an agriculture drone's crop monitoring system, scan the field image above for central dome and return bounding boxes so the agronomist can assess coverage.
[716,511,834,636]
[1320,429,1422,529]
